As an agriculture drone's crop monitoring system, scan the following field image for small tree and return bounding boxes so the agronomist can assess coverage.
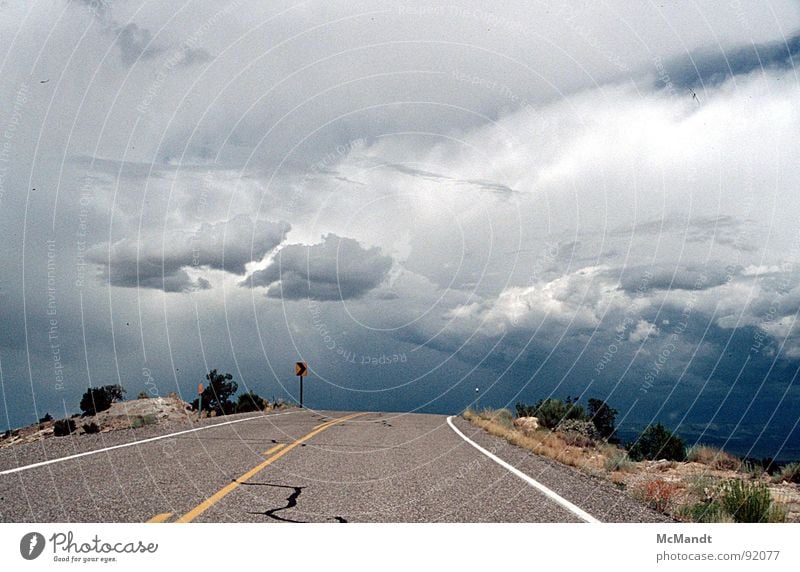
[587,398,618,442]
[198,369,238,415]
[79,385,126,416]
[628,423,686,461]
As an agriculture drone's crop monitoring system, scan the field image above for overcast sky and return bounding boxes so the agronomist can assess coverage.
[1,1,800,459]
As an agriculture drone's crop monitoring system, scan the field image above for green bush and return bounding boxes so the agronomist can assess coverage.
[679,500,732,523]
[515,397,587,430]
[719,479,785,523]
[53,419,76,436]
[130,414,157,429]
[82,422,101,434]
[235,391,268,413]
[628,423,686,461]
[80,384,126,416]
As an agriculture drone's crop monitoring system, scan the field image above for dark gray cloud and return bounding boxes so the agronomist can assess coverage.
[88,215,290,292]
[247,234,392,301]
[657,31,800,90]
[615,263,735,293]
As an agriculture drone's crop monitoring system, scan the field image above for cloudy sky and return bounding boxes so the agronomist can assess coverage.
[1,0,799,459]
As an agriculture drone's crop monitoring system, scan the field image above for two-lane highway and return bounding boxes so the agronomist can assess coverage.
[0,410,669,522]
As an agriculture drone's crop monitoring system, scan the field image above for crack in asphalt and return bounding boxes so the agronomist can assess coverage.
[245,482,347,523]
[244,483,305,522]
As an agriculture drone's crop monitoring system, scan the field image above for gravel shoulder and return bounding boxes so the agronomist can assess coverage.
[450,416,673,522]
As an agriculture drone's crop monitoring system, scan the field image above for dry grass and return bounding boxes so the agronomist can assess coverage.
[464,408,603,472]
[633,478,682,513]
[603,446,637,473]
[774,462,800,484]
[686,444,740,470]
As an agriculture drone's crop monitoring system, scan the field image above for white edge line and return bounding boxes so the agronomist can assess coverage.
[0,410,299,476]
[446,415,601,523]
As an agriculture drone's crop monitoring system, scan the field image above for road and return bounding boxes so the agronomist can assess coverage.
[0,410,669,523]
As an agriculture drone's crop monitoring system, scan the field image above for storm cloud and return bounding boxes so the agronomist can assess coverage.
[247,234,393,301]
[89,215,290,292]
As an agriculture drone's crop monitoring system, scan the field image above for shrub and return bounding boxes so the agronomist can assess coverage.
[80,385,126,416]
[484,408,514,429]
[686,444,740,470]
[719,479,784,523]
[636,479,680,513]
[739,460,765,479]
[53,419,76,437]
[775,462,800,484]
[38,413,53,424]
[556,419,599,447]
[130,414,157,429]
[628,423,686,461]
[82,422,101,434]
[515,397,587,430]
[235,391,268,413]
[137,391,150,399]
[587,398,618,441]
[604,448,637,472]
[679,500,732,523]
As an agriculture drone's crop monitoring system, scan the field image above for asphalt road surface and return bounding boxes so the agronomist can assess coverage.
[0,410,669,523]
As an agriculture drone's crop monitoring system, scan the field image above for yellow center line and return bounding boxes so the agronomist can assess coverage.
[174,412,366,523]
[263,443,286,456]
[146,512,173,523]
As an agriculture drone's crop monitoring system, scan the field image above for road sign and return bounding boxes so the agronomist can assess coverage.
[198,383,204,395]
[295,362,307,408]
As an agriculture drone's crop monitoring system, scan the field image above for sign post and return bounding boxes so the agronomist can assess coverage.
[295,362,308,407]
[198,383,204,417]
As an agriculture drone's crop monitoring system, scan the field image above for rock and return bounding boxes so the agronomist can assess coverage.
[513,416,540,433]
[1,395,194,449]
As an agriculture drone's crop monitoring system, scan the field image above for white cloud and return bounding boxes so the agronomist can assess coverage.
[629,319,660,343]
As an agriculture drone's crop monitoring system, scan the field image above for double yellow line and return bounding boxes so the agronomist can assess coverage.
[148,412,364,523]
